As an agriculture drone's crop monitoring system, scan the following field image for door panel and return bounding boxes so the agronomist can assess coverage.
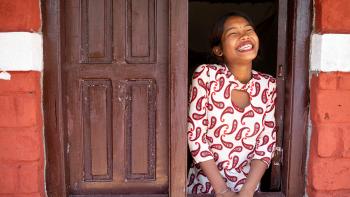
[126,0,156,63]
[80,0,113,63]
[63,0,169,195]
[81,79,113,182]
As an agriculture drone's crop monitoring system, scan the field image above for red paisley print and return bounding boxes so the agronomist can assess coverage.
[261,88,268,104]
[224,169,238,182]
[220,106,234,121]
[188,127,201,141]
[211,93,225,109]
[187,64,277,194]
[241,110,255,125]
[208,116,217,129]
[190,86,198,103]
[225,119,238,135]
[214,77,225,92]
[251,82,260,97]
[192,111,206,120]
[220,135,234,148]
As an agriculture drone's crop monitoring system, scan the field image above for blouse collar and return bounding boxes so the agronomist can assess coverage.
[222,64,257,94]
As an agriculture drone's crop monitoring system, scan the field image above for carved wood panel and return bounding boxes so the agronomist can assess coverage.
[126,0,156,63]
[80,0,113,63]
[81,80,113,182]
[124,80,156,181]
[63,0,169,195]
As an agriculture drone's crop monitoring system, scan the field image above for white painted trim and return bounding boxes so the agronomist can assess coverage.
[311,33,350,72]
[0,32,43,71]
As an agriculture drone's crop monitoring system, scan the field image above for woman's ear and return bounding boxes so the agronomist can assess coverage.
[212,46,223,57]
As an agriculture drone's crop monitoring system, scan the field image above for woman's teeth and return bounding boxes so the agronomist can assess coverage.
[237,44,253,52]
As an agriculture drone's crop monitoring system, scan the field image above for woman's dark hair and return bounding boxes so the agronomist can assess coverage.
[209,11,255,49]
[207,11,262,66]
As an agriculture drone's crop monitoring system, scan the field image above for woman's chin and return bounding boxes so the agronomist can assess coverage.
[230,56,257,66]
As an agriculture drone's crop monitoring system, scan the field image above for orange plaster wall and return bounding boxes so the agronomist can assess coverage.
[0,0,44,196]
[315,0,350,33]
[308,1,350,196]
[0,0,41,32]
[308,73,350,196]
[0,72,44,197]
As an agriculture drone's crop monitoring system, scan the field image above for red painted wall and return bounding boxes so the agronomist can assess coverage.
[315,0,350,33]
[0,0,41,32]
[308,73,350,197]
[308,1,350,196]
[0,72,44,197]
[0,0,44,196]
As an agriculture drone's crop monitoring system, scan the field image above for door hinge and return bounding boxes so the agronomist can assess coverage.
[66,143,70,154]
[273,146,283,166]
[277,64,284,78]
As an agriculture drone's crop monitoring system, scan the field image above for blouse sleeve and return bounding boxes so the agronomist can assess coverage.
[187,64,214,163]
[252,79,277,167]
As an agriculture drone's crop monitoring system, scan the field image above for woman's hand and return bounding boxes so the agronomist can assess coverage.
[216,190,238,197]
[237,189,254,197]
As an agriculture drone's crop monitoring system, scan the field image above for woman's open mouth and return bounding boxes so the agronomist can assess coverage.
[236,41,254,52]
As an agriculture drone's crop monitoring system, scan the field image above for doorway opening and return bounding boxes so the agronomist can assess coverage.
[188,0,280,192]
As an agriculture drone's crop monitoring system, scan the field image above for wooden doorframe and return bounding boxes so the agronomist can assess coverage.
[42,0,311,196]
[42,0,188,196]
[281,0,312,196]
[169,0,188,196]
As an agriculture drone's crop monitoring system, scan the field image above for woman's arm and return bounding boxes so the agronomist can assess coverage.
[200,160,237,197]
[238,159,268,196]
[188,65,232,195]
[239,79,277,196]
[199,159,227,193]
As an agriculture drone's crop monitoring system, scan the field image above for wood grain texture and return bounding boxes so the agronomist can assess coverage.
[82,80,113,181]
[80,0,113,63]
[169,0,188,196]
[282,0,312,196]
[126,0,156,63]
[125,80,156,181]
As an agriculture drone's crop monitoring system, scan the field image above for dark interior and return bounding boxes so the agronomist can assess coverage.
[188,0,278,192]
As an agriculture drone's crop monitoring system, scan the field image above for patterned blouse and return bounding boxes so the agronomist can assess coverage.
[187,64,277,194]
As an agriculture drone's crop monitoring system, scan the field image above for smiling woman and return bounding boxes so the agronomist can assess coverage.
[188,1,282,195]
[212,14,259,69]
[187,11,277,197]
[187,0,312,196]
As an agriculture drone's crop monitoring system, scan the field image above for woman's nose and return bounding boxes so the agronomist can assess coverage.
[240,34,249,40]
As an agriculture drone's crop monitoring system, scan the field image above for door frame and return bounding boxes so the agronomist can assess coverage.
[42,0,188,196]
[42,0,311,196]
[281,0,311,196]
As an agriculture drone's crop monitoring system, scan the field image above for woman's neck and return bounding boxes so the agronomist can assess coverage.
[227,63,252,84]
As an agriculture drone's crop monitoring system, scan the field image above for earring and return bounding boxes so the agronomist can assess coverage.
[215,49,223,56]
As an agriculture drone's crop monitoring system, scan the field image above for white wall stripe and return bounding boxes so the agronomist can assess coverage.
[0,32,43,71]
[311,33,350,72]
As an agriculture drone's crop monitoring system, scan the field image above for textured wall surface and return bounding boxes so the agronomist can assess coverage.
[308,73,350,197]
[0,0,41,32]
[0,0,44,196]
[308,0,350,196]
[315,0,350,33]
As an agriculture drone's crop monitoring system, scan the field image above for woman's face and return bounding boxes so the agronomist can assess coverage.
[219,16,259,66]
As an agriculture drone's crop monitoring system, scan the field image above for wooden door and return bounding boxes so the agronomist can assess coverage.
[62,0,170,195]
